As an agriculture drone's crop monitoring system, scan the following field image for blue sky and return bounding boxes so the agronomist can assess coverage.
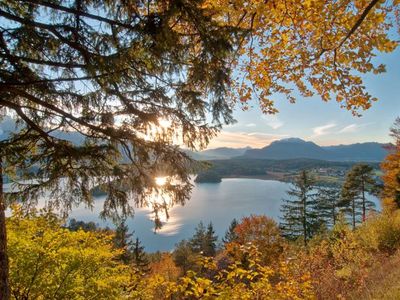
[208,47,400,149]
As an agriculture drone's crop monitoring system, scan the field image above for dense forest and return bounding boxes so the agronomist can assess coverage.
[0,0,399,299]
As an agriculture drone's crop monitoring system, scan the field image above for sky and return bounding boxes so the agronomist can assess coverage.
[207,47,400,149]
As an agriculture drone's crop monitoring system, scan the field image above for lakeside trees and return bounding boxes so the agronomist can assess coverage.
[189,221,218,257]
[316,187,342,227]
[280,165,379,243]
[341,164,379,229]
[280,170,318,245]
[173,221,218,273]
[222,218,238,244]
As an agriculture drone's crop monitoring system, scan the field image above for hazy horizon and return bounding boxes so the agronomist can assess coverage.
[203,137,391,151]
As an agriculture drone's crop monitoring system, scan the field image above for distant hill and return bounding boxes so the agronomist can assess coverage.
[242,138,388,162]
[199,147,251,159]
[0,117,85,144]
[243,138,329,160]
[323,142,389,162]
[184,147,251,160]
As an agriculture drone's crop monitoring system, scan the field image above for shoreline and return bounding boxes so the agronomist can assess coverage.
[201,174,342,187]
[221,174,287,181]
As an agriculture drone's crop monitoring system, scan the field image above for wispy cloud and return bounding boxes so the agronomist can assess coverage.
[311,123,337,138]
[208,131,289,148]
[262,115,284,130]
[338,123,373,134]
[339,124,358,133]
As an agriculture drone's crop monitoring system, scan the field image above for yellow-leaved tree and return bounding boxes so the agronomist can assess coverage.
[166,245,314,300]
[205,0,399,115]
[7,206,137,299]
[382,117,400,210]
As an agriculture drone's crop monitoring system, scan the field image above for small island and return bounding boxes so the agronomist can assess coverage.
[194,171,222,183]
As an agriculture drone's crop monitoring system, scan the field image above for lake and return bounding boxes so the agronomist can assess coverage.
[71,178,291,252]
[4,178,381,252]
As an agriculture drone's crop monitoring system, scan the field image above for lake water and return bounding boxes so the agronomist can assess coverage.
[69,178,289,252]
[4,178,381,252]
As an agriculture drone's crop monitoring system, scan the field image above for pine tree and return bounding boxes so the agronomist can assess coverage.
[189,221,218,257]
[341,164,378,229]
[315,187,342,227]
[132,237,150,273]
[280,170,318,246]
[204,222,218,257]
[113,221,133,264]
[173,240,197,274]
[222,218,239,244]
[67,218,98,232]
[189,221,207,254]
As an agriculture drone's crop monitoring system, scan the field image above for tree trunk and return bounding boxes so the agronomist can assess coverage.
[352,198,356,230]
[303,195,307,246]
[332,206,336,226]
[0,157,10,300]
[361,179,366,222]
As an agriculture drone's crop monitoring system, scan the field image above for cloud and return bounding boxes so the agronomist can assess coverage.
[245,123,257,127]
[338,123,373,134]
[207,131,289,148]
[262,115,284,129]
[339,124,358,133]
[311,123,337,138]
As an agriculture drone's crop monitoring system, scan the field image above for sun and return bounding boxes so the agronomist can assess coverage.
[155,176,168,186]
[158,118,171,129]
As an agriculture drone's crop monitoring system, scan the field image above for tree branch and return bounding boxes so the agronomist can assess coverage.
[19,0,140,31]
[337,0,381,49]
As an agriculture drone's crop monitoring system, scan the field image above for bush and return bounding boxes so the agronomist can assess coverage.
[357,210,400,254]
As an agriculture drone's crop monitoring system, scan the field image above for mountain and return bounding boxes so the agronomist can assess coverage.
[185,147,251,160]
[242,138,388,162]
[0,117,85,144]
[243,138,329,160]
[199,147,251,159]
[323,142,389,162]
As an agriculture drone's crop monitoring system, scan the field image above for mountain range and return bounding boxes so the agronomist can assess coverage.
[0,118,389,162]
[192,138,389,162]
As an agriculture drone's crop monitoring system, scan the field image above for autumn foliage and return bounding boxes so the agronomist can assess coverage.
[225,215,284,265]
[381,117,400,210]
[205,0,399,115]
[7,206,134,299]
